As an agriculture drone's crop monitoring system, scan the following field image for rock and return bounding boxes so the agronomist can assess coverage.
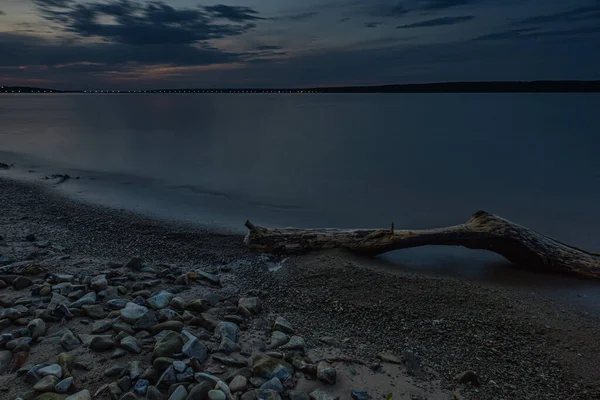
[194,373,221,386]
[169,385,188,400]
[106,299,128,310]
[309,390,335,400]
[35,394,68,400]
[148,291,174,310]
[170,297,185,310]
[241,391,258,400]
[215,322,238,342]
[101,286,120,302]
[112,320,135,335]
[153,331,183,360]
[350,390,370,400]
[377,352,402,365]
[454,370,479,385]
[89,335,116,351]
[108,382,122,399]
[132,310,159,330]
[403,349,421,375]
[158,308,180,322]
[92,319,113,333]
[142,366,160,382]
[261,377,283,393]
[129,360,143,379]
[57,353,74,376]
[250,377,267,387]
[316,362,336,385]
[6,336,32,351]
[252,355,294,381]
[121,393,137,400]
[27,318,46,340]
[158,366,177,387]
[61,331,81,351]
[38,364,63,378]
[90,276,108,292]
[153,357,175,371]
[34,375,60,392]
[219,337,241,354]
[55,377,74,393]
[238,297,261,315]
[212,354,247,367]
[256,390,281,400]
[182,338,207,362]
[272,317,294,335]
[152,321,184,334]
[13,276,33,289]
[65,390,91,400]
[184,299,210,314]
[208,390,226,400]
[147,386,165,400]
[120,302,149,324]
[268,331,289,350]
[134,378,150,395]
[229,375,248,392]
[196,270,220,285]
[125,257,143,271]
[26,233,37,241]
[186,382,211,400]
[288,391,310,400]
[81,305,109,319]
[69,292,97,308]
[280,336,305,352]
[120,336,141,354]
[110,348,127,359]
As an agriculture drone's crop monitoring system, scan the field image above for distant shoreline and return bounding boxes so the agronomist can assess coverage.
[2,80,600,94]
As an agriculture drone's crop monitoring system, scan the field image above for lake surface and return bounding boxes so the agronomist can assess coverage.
[1,93,599,308]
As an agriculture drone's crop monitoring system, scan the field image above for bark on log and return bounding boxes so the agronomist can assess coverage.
[244,210,600,279]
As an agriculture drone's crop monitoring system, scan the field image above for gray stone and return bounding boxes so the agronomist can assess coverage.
[34,375,60,392]
[13,276,33,289]
[38,364,63,378]
[147,291,174,310]
[196,270,220,285]
[378,352,402,365]
[260,377,283,393]
[212,354,247,367]
[256,390,282,400]
[219,337,241,354]
[288,391,310,400]
[153,331,183,360]
[153,357,174,371]
[250,377,267,387]
[120,336,141,354]
[104,364,126,377]
[350,391,371,400]
[185,299,210,314]
[55,376,74,393]
[61,331,81,351]
[147,386,165,400]
[6,336,32,351]
[132,310,158,330]
[158,309,180,322]
[69,292,96,308]
[316,362,336,385]
[106,299,128,310]
[90,276,108,292]
[112,320,135,335]
[125,257,143,270]
[268,331,289,349]
[81,304,109,319]
[194,373,221,386]
[28,318,46,340]
[170,297,185,310]
[169,385,188,400]
[252,355,294,381]
[229,375,248,392]
[92,319,113,333]
[182,338,207,362]
[309,390,335,400]
[134,378,150,395]
[241,391,258,400]
[215,321,238,342]
[121,393,138,400]
[273,317,294,335]
[454,370,479,385]
[152,321,184,334]
[65,390,92,400]
[120,302,149,324]
[130,360,143,379]
[403,349,421,375]
[186,382,211,400]
[280,336,305,352]
[238,297,261,314]
[111,348,127,358]
[89,335,116,351]
[208,390,226,400]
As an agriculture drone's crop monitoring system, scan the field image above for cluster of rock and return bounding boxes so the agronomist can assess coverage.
[0,257,360,400]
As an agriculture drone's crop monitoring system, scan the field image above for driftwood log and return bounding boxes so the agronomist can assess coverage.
[244,210,600,279]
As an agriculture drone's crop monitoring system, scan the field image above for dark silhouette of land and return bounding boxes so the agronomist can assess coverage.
[2,80,600,94]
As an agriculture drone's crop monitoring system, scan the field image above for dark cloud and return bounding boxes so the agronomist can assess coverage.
[473,28,537,41]
[0,32,239,68]
[419,0,478,11]
[366,3,408,17]
[338,17,351,22]
[364,22,382,28]
[0,10,5,16]
[278,11,319,21]
[204,4,264,22]
[518,4,600,25]
[254,45,283,51]
[397,15,474,29]
[35,0,261,45]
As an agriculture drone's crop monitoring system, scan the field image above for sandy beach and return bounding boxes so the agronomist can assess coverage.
[1,176,599,400]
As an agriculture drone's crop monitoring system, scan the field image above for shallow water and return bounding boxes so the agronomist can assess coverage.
[1,93,599,310]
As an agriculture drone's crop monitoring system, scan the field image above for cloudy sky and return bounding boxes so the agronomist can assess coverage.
[1,0,599,89]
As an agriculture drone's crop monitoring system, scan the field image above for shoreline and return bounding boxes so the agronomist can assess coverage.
[1,177,599,399]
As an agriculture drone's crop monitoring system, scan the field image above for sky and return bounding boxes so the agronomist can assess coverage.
[0,0,599,89]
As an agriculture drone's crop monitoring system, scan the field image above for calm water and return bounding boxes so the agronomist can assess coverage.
[1,93,599,308]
